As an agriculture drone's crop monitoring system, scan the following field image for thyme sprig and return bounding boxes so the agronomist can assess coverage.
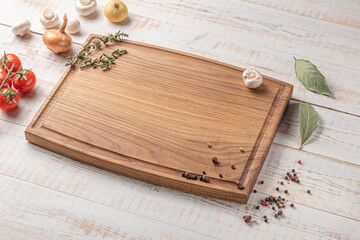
[65,31,128,69]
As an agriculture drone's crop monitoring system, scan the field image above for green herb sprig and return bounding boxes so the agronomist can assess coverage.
[65,31,128,69]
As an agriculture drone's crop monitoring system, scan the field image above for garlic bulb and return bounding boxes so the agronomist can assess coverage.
[40,8,59,29]
[42,14,72,54]
[75,0,97,16]
[11,19,31,36]
[242,68,263,89]
[66,17,81,34]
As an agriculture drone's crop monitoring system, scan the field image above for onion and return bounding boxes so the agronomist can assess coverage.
[42,14,72,54]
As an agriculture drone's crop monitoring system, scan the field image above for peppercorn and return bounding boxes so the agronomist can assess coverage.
[278,210,283,216]
[263,215,267,219]
[260,181,264,184]
[192,175,198,180]
[202,175,209,183]
[274,214,278,218]
[290,203,294,208]
[182,172,185,177]
[240,147,245,152]
[272,207,276,210]
[282,205,285,208]
[238,184,245,190]
[231,164,235,169]
[307,189,311,194]
[284,190,288,194]
[264,219,268,223]
[293,173,297,177]
[199,175,203,181]
[185,172,191,179]
[256,206,260,210]
[292,169,295,172]
[207,143,212,148]
[202,171,206,174]
[276,187,279,191]
[296,180,300,184]
[298,160,302,164]
[287,172,291,176]
[253,189,257,193]
[285,176,289,180]
[211,156,219,164]
[280,181,284,185]
[244,216,252,223]
[219,173,223,178]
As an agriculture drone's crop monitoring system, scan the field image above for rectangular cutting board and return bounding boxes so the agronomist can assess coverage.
[26,35,293,204]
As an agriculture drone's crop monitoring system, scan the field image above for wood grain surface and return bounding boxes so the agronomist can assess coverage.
[26,35,292,203]
[0,0,359,239]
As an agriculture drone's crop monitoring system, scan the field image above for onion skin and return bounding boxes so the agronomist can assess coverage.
[43,14,72,54]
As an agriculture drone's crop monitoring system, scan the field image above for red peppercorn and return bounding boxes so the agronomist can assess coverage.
[231,164,235,169]
[243,215,246,219]
[282,205,285,208]
[260,181,264,184]
[298,160,302,164]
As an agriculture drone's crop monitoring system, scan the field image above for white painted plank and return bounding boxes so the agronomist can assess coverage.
[0,120,359,239]
[0,1,359,115]
[0,175,214,240]
[239,0,360,29]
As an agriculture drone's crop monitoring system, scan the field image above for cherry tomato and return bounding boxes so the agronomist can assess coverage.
[1,53,22,73]
[0,87,19,112]
[13,69,36,93]
[0,71,12,89]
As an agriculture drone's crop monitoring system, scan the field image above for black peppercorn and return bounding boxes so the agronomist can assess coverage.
[256,206,260,210]
[244,216,251,223]
[219,173,223,178]
[285,176,289,180]
[192,175,198,180]
[272,207,276,210]
[263,215,267,219]
[238,185,245,190]
[253,189,257,193]
[287,172,291,176]
[274,214,278,218]
[199,175,203,181]
[211,156,219,164]
[202,171,206,174]
[185,172,191,179]
[293,173,297,177]
[292,169,295,173]
[278,210,283,216]
[280,181,284,185]
[307,189,311,194]
[264,219,268,223]
[284,190,288,194]
[290,203,294,208]
[276,187,279,191]
[296,180,300,183]
[207,143,212,148]
[182,172,185,177]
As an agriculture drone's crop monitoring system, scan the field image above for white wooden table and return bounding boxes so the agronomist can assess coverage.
[0,0,359,239]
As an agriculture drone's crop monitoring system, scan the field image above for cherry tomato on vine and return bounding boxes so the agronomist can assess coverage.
[13,69,36,93]
[1,53,22,73]
[0,86,19,112]
[0,71,12,89]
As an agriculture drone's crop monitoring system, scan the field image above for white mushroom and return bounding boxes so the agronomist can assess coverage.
[242,68,263,89]
[75,0,97,16]
[40,8,59,29]
[66,17,81,34]
[11,19,31,36]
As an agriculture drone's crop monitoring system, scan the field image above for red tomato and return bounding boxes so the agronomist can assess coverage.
[0,87,19,112]
[13,69,36,93]
[0,71,12,89]
[1,53,22,73]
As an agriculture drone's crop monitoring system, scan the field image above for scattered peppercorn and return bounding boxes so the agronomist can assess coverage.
[244,216,252,223]
[243,216,246,219]
[296,180,300,184]
[282,205,285,208]
[290,203,294,208]
[202,171,206,174]
[185,172,191,179]
[238,184,245,190]
[211,156,219,164]
[280,181,284,185]
[276,187,279,191]
[285,176,289,180]
[231,164,235,169]
[207,143,212,148]
[293,173,297,177]
[278,210,283,216]
[272,207,276,210]
[298,160,302,164]
[264,219,268,223]
[256,206,260,210]
[263,215,267,219]
[240,147,245,152]
[192,175,198,180]
[307,189,311,194]
[260,181,264,184]
[202,175,209,183]
[199,175,203,181]
[274,214,278,218]
[292,169,295,172]
[284,190,288,194]
[219,173,223,178]
[253,189,257,193]
[182,172,185,177]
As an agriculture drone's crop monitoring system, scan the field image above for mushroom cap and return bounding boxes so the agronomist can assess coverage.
[40,9,59,29]
[75,0,97,16]
[11,19,31,36]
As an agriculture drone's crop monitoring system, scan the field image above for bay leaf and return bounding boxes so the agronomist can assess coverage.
[294,58,334,98]
[299,102,319,149]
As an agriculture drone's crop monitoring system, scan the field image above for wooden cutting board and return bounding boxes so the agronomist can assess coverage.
[26,35,292,203]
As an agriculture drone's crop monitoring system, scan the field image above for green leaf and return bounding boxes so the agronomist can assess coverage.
[294,58,334,98]
[299,102,319,149]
